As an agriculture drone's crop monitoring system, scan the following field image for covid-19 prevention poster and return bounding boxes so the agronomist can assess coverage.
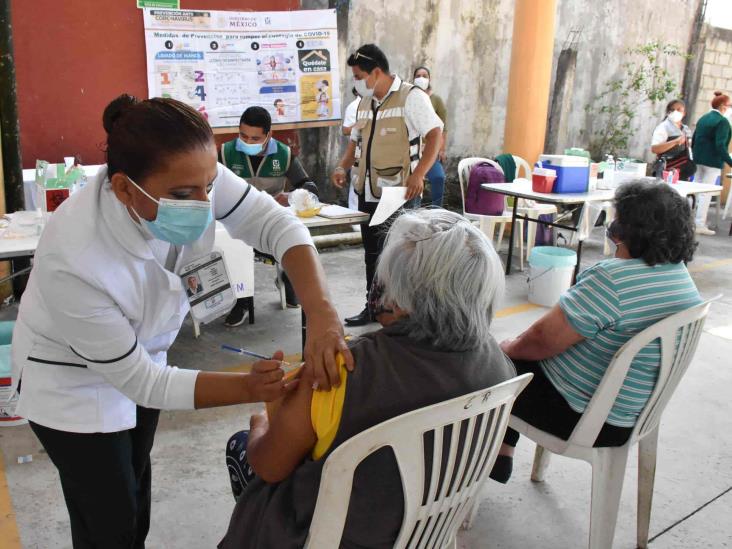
[143,8,341,128]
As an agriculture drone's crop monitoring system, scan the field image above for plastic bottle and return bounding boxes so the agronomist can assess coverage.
[604,155,615,187]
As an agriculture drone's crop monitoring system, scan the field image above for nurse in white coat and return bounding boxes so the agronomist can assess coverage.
[11,95,353,548]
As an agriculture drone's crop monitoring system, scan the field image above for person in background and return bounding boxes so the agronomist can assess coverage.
[650,99,695,181]
[342,87,361,210]
[691,91,732,235]
[490,182,701,483]
[332,44,443,326]
[219,209,514,549]
[221,106,319,321]
[413,66,448,207]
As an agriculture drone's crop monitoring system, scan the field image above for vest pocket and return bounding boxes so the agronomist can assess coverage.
[374,166,404,188]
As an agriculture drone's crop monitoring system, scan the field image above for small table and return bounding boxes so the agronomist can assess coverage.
[481,180,722,276]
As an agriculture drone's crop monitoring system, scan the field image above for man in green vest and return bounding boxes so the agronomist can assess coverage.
[331,44,443,326]
[221,106,318,326]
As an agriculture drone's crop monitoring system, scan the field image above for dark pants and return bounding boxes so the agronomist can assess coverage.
[30,406,161,549]
[504,360,632,448]
[357,192,421,302]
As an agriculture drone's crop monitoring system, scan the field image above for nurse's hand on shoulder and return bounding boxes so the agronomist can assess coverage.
[304,308,354,392]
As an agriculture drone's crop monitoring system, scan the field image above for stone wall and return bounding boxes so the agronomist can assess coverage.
[690,24,732,123]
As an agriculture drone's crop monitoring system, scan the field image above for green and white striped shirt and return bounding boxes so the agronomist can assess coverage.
[541,258,701,427]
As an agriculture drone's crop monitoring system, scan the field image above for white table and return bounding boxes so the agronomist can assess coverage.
[482,180,722,276]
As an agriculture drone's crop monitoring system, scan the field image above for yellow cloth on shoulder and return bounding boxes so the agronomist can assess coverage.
[310,353,349,460]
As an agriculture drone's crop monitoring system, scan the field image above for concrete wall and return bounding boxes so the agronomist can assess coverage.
[690,24,732,123]
[301,0,701,205]
[549,0,699,162]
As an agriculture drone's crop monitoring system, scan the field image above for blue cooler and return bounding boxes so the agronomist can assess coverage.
[538,155,590,193]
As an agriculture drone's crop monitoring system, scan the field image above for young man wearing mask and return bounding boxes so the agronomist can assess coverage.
[221,106,319,323]
[331,44,443,326]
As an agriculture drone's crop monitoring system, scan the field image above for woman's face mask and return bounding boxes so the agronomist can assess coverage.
[414,77,430,91]
[668,110,684,123]
[128,176,212,245]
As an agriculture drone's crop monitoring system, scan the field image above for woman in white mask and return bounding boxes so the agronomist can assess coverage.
[691,91,732,235]
[413,66,448,206]
[650,99,695,182]
[11,94,353,548]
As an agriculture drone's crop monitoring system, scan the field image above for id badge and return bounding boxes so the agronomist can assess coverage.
[180,251,236,325]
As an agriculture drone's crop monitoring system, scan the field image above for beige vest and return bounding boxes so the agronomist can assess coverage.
[354,82,421,199]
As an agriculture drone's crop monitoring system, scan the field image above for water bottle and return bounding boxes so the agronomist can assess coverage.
[604,155,615,187]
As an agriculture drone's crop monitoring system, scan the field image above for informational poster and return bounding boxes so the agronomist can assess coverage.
[143,8,341,128]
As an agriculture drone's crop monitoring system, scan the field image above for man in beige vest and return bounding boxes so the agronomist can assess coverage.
[332,44,443,326]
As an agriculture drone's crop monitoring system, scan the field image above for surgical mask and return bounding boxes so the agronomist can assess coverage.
[725,109,732,120]
[128,177,212,246]
[236,137,264,156]
[414,77,430,91]
[668,110,683,123]
[354,75,375,98]
[607,239,618,256]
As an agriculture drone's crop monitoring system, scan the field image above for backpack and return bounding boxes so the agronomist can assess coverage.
[465,163,506,215]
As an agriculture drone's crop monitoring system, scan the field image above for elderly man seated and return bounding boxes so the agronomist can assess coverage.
[218,209,516,548]
[490,181,702,482]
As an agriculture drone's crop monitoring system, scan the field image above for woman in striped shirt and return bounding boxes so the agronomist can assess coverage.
[490,181,701,483]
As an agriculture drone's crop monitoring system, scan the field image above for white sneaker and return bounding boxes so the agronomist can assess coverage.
[695,226,716,236]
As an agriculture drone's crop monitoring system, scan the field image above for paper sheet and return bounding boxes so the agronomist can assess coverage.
[369,187,408,226]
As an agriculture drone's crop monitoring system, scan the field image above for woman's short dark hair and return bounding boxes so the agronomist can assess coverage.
[240,106,271,133]
[103,94,213,181]
[413,65,431,78]
[610,181,696,265]
[347,44,389,73]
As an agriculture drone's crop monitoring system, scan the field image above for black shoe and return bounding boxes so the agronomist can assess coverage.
[489,454,513,484]
[274,275,300,309]
[224,303,249,327]
[344,307,373,326]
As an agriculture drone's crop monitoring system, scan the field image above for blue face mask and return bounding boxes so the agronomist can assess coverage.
[236,137,264,156]
[128,177,212,246]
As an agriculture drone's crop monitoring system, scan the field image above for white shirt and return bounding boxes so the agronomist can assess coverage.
[12,163,313,433]
[350,76,443,202]
[342,97,359,130]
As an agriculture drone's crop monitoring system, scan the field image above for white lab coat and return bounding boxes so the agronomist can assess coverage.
[11,163,313,433]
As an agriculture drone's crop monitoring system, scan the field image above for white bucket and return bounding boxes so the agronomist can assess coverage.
[527,247,577,307]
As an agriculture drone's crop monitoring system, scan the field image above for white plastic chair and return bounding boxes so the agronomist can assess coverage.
[304,374,534,549]
[509,300,713,549]
[512,154,559,260]
[457,157,524,270]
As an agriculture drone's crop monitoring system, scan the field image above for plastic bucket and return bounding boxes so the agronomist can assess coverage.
[527,247,576,307]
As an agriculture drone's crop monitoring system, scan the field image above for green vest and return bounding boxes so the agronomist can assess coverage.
[691,110,732,170]
[221,138,292,196]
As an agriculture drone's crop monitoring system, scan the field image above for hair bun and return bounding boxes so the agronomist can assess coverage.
[714,90,723,97]
[102,94,138,134]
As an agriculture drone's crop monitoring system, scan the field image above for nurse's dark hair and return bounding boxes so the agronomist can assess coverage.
[103,94,213,181]
[609,181,696,266]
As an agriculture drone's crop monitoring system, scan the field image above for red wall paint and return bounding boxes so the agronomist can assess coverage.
[11,0,299,168]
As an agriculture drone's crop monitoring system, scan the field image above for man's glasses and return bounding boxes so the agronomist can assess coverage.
[353,51,374,62]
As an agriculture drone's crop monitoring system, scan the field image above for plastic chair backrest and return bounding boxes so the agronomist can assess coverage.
[457,157,503,215]
[304,374,533,549]
[566,300,713,449]
[512,155,533,179]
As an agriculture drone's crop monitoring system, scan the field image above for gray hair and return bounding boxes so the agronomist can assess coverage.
[375,209,505,351]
